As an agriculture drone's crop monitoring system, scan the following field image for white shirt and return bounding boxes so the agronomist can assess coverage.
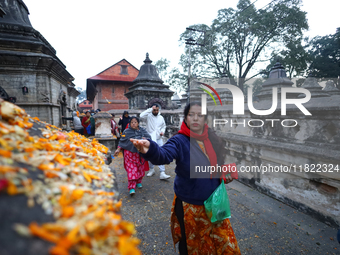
[140,108,166,140]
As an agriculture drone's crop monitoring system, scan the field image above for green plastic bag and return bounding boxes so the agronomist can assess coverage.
[204,180,231,223]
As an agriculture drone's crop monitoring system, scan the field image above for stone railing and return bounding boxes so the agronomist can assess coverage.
[203,76,340,227]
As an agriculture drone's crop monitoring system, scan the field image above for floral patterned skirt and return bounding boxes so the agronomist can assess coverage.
[123,150,149,181]
[171,194,241,255]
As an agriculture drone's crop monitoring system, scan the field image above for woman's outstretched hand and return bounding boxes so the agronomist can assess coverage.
[130,139,150,154]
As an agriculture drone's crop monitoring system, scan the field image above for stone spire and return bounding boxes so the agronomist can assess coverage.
[323,80,340,96]
[125,53,174,109]
[298,73,330,98]
[0,0,32,27]
[257,61,293,101]
[132,53,163,84]
[0,0,56,55]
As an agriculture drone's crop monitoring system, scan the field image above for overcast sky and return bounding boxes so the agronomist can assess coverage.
[24,0,340,91]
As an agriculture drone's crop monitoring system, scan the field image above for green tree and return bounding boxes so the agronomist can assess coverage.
[262,37,310,79]
[167,67,188,94]
[244,78,264,100]
[154,58,170,81]
[278,38,310,78]
[180,0,308,91]
[309,27,340,86]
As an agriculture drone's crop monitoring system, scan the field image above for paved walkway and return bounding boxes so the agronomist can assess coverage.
[111,153,339,255]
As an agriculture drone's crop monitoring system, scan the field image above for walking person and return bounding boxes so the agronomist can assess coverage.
[140,104,170,180]
[72,111,83,135]
[118,111,131,132]
[62,111,83,135]
[90,110,95,136]
[81,111,91,137]
[131,102,241,255]
[113,117,151,196]
[110,113,119,137]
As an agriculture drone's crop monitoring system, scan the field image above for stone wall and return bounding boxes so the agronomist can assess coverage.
[1,72,77,127]
[203,78,340,227]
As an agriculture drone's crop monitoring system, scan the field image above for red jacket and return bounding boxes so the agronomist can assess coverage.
[82,116,90,135]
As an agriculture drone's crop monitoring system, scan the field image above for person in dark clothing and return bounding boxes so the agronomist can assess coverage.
[90,112,95,136]
[118,111,131,131]
[130,102,240,255]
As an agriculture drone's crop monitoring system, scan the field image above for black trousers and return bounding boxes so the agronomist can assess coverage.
[175,197,188,255]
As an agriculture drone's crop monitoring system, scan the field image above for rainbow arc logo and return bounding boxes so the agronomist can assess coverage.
[198,82,223,106]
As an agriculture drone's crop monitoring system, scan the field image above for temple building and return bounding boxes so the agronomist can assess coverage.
[0,0,80,127]
[125,53,174,109]
[86,59,139,111]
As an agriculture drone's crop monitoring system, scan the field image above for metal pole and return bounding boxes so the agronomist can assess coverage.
[187,45,191,104]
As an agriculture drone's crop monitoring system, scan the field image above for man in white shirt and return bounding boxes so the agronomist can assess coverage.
[140,104,171,180]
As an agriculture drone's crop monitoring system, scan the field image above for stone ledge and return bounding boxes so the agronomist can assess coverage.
[218,132,340,162]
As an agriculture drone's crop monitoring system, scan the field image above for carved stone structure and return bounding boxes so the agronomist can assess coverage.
[0,0,79,127]
[298,73,330,98]
[206,64,340,227]
[257,61,294,101]
[125,53,175,109]
[323,80,340,95]
[92,111,116,152]
[171,93,181,108]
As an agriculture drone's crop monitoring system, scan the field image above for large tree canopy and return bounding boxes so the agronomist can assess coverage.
[179,0,308,91]
[309,27,340,86]
[262,37,310,80]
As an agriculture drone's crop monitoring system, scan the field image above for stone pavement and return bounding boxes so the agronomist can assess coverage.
[111,153,339,255]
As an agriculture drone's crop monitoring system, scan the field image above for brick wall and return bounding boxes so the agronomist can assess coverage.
[97,83,131,111]
[101,60,139,78]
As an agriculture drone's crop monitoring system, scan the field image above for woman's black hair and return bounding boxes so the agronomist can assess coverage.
[182,101,225,161]
[111,113,115,117]
[130,116,140,124]
[183,101,207,120]
[123,111,129,116]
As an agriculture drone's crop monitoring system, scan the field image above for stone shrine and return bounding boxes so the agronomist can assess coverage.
[0,0,79,127]
[92,111,116,152]
[125,53,175,109]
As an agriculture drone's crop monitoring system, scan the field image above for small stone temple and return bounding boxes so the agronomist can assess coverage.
[125,53,175,109]
[0,0,79,127]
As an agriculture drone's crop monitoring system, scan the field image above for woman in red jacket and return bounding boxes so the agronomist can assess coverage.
[81,111,91,137]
